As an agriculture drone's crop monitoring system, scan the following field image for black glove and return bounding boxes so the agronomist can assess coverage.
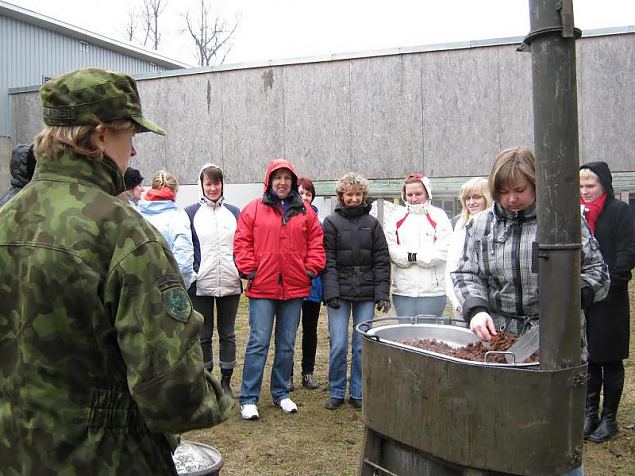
[326,298,340,309]
[407,252,417,262]
[375,299,391,313]
[581,287,595,309]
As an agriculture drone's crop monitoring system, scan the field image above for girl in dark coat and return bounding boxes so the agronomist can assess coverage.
[322,173,391,410]
[580,161,635,443]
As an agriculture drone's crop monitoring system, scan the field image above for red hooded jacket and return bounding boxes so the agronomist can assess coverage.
[233,159,325,299]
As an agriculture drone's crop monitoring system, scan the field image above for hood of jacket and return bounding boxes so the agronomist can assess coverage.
[401,174,432,203]
[137,199,178,215]
[197,162,225,207]
[10,144,36,189]
[263,158,298,194]
[580,161,614,200]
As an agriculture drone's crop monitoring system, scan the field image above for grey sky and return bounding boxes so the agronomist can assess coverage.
[6,0,635,66]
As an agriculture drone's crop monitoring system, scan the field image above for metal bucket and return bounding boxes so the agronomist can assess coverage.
[356,316,585,475]
[359,316,538,367]
[173,440,224,476]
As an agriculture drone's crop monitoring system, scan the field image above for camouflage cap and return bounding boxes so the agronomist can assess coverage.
[40,68,166,135]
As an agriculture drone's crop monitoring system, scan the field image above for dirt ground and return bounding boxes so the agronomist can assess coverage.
[185,285,635,475]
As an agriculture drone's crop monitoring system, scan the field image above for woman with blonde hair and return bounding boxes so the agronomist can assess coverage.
[138,170,195,288]
[445,177,492,316]
[322,172,391,410]
[579,162,635,442]
[452,146,608,339]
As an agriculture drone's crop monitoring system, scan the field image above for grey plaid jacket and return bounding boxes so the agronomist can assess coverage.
[451,202,609,333]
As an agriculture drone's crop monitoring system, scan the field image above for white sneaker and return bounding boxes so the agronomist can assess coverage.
[240,404,259,420]
[275,397,298,414]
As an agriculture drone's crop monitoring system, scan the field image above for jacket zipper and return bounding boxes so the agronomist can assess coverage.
[513,218,524,317]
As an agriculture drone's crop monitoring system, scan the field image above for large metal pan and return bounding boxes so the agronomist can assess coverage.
[357,316,538,367]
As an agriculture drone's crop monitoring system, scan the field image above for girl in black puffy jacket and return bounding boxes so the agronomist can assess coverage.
[322,172,391,410]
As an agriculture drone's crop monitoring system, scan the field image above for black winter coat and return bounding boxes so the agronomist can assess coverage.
[581,161,635,362]
[0,144,35,208]
[322,203,391,302]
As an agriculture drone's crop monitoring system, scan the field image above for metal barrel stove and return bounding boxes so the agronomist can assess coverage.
[357,316,586,475]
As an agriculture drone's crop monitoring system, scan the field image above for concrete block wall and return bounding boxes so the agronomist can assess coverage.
[10,32,635,189]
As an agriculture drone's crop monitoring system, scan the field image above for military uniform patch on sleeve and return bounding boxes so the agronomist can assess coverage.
[160,286,192,323]
[155,274,191,323]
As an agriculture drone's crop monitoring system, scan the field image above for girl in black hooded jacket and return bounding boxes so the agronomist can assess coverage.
[580,161,635,443]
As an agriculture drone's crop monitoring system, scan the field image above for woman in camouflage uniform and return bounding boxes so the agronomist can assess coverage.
[0,68,232,475]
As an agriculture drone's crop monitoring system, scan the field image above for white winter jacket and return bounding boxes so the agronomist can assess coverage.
[137,199,195,289]
[385,202,452,297]
[185,163,242,297]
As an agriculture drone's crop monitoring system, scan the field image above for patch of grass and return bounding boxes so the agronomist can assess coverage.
[185,285,635,475]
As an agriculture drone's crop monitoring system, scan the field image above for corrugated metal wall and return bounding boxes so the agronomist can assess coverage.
[0,14,169,136]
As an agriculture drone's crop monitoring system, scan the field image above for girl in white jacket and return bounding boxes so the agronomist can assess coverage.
[185,164,242,397]
[444,177,492,316]
[385,174,453,317]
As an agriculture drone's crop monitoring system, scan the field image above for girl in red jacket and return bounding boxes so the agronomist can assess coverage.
[233,159,325,420]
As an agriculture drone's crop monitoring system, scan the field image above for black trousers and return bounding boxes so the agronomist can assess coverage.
[587,360,625,413]
[191,294,240,371]
[300,300,321,375]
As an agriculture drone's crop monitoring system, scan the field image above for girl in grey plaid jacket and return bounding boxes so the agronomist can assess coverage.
[451,146,609,341]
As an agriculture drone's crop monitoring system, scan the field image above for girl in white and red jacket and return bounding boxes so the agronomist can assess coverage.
[385,174,453,317]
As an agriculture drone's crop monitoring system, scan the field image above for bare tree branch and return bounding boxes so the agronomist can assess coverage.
[136,0,166,50]
[184,0,239,66]
[125,8,137,42]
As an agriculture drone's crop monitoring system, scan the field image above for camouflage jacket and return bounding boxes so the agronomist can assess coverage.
[0,151,233,475]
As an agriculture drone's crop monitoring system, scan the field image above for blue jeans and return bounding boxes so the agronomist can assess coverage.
[240,298,302,405]
[327,299,375,400]
[393,294,446,317]
[562,466,583,476]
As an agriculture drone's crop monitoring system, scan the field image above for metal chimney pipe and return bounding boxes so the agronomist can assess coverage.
[526,0,582,370]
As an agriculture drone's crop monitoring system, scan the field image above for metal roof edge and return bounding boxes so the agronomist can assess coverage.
[0,0,191,69]
[114,25,635,81]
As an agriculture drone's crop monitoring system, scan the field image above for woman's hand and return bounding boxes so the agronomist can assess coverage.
[469,312,497,341]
